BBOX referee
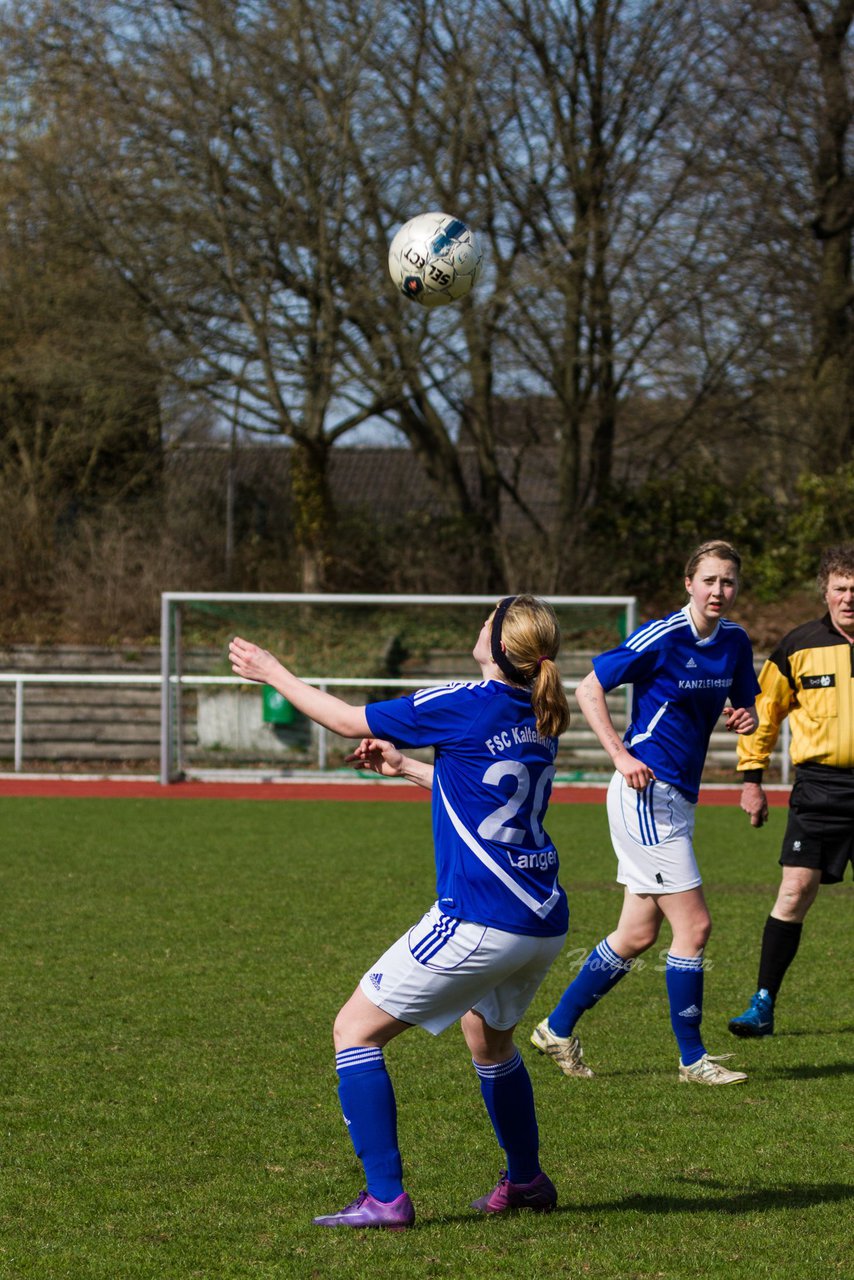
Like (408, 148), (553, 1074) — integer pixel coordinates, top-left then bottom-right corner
(729, 544), (854, 1037)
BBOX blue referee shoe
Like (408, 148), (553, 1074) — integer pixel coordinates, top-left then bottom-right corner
(728, 989), (774, 1038)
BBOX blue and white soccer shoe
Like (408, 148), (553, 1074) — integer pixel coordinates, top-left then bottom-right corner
(728, 989), (774, 1038)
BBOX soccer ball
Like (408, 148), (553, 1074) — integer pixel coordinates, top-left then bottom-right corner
(388, 211), (482, 308)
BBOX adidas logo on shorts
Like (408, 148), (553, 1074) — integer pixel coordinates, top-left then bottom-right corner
(369, 972), (383, 990)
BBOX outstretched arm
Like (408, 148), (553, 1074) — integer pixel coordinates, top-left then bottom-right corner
(347, 738), (434, 791)
(576, 669), (655, 791)
(229, 637), (370, 739)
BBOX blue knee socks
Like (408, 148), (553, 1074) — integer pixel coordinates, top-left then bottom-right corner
(473, 1049), (540, 1185)
(335, 1046), (404, 1202)
(665, 953), (705, 1065)
(548, 938), (633, 1037)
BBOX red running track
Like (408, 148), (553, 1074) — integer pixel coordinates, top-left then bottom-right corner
(0, 777), (791, 805)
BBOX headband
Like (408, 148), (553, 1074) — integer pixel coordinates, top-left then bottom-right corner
(490, 596), (530, 686)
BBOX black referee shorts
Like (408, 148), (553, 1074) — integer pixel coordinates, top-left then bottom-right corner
(780, 764), (854, 884)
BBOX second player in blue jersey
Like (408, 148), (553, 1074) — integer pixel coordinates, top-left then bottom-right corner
(530, 541), (761, 1086)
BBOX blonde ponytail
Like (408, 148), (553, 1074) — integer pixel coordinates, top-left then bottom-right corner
(497, 596), (570, 738)
(530, 656), (571, 739)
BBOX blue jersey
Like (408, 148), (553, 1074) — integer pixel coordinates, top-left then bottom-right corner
(593, 606), (760, 804)
(365, 680), (568, 937)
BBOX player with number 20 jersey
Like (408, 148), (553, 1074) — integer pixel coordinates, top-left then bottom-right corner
(366, 679), (568, 937)
(228, 596), (572, 1227)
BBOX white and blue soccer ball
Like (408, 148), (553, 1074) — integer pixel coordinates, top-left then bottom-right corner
(388, 211), (483, 308)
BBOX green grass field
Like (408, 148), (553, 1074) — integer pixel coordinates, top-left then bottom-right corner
(0, 797), (850, 1279)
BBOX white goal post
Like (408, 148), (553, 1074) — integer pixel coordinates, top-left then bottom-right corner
(159, 591), (638, 784)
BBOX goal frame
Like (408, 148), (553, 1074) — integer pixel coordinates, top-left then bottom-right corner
(159, 591), (638, 784)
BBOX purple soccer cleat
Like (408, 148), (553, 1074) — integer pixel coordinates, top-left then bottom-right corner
(312, 1189), (415, 1230)
(471, 1170), (557, 1214)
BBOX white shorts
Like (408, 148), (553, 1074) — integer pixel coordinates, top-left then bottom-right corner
(359, 902), (566, 1036)
(607, 771), (701, 895)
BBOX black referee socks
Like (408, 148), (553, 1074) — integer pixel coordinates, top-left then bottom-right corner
(757, 915), (804, 1000)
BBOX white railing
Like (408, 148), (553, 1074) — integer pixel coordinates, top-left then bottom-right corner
(1, 672), (585, 777)
(0, 671), (790, 785)
(0, 673), (164, 774)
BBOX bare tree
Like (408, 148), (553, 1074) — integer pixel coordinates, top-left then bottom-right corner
(0, 123), (163, 604)
(694, 0), (853, 476)
(5, 0), (417, 589)
(351, 0), (530, 590)
(791, 0), (853, 463)
(466, 1), (742, 584)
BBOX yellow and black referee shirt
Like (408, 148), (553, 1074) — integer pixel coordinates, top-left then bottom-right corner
(737, 614), (854, 775)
